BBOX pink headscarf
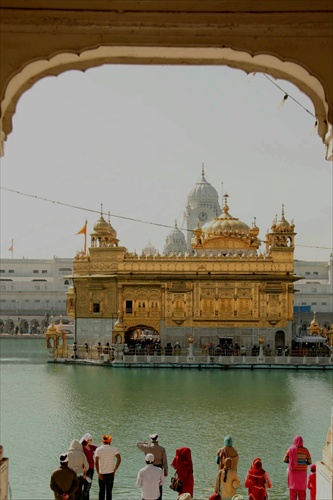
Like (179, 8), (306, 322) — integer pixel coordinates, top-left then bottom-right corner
(289, 435), (303, 469)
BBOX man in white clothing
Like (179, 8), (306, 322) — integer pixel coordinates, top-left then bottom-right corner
(136, 453), (166, 500)
(95, 434), (121, 500)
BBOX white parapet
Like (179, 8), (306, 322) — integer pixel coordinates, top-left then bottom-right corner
(316, 400), (333, 500)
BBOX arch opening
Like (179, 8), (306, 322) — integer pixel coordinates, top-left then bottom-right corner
(1, 46), (332, 159)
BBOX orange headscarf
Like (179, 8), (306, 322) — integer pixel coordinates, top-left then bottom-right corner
(102, 434), (112, 444)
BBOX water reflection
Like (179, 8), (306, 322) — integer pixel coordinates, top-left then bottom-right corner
(1, 339), (331, 499)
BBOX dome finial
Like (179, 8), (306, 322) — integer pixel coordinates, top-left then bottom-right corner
(223, 192), (230, 213)
(281, 204), (285, 220)
(201, 162), (205, 176)
(108, 211), (111, 223)
(100, 203), (103, 217)
(175, 219), (178, 229)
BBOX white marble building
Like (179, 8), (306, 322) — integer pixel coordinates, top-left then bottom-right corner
(0, 257), (73, 332)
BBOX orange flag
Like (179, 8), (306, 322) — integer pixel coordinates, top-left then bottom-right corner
(8, 239), (13, 253)
(76, 221), (87, 235)
(76, 221), (87, 254)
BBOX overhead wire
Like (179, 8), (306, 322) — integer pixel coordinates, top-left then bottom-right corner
(1, 73), (329, 252)
(1, 186), (331, 251)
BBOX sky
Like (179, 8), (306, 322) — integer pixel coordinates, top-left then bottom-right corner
(0, 65), (332, 262)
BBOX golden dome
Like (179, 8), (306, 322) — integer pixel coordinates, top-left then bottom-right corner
(107, 219), (117, 238)
(92, 207), (117, 238)
(250, 217), (260, 237)
(90, 205), (119, 248)
(192, 194), (260, 253)
(93, 215), (109, 233)
(272, 205), (295, 233)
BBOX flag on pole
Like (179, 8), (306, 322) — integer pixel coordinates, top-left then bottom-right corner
(76, 222), (87, 235)
(8, 239), (13, 256)
(76, 221), (87, 254)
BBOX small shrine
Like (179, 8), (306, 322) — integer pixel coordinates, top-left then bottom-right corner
(45, 316), (68, 358)
(308, 312), (333, 345)
(309, 312), (321, 336)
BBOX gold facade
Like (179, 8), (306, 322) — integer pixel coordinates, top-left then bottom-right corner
(68, 203), (299, 349)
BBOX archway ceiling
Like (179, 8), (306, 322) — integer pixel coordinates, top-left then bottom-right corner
(1, 0), (332, 159)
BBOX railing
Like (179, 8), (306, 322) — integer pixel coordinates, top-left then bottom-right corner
(57, 345), (332, 367)
(119, 354), (332, 366)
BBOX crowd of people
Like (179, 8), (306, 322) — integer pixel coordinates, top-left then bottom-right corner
(50, 432), (315, 500)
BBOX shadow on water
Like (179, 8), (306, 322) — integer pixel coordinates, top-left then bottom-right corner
(1, 339), (332, 499)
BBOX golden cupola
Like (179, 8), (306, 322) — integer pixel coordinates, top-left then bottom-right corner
(265, 205), (296, 253)
(90, 205), (119, 248)
(191, 193), (260, 254)
(309, 312), (321, 336)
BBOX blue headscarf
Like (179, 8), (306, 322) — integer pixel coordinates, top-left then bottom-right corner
(224, 435), (233, 447)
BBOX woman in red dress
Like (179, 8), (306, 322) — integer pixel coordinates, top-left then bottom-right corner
(245, 457), (272, 500)
(171, 447), (194, 497)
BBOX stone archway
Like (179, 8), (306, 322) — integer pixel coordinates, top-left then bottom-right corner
(275, 330), (286, 348)
(125, 324), (160, 353)
(1, 46), (332, 159)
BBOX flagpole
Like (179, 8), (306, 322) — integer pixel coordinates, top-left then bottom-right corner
(84, 220), (87, 254)
(76, 220), (87, 254)
(9, 239), (13, 258)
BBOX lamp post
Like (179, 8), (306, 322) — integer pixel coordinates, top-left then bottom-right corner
(188, 335), (194, 362)
(258, 336), (265, 362)
(73, 279), (77, 344)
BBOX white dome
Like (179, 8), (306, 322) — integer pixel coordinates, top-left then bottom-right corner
(187, 164), (221, 212)
(163, 222), (187, 255)
(142, 241), (157, 256)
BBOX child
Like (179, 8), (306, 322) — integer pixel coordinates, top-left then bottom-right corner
(307, 464), (316, 500)
(215, 457), (241, 499)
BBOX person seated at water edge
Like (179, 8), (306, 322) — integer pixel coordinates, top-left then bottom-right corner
(95, 434), (121, 500)
(307, 464), (316, 500)
(80, 433), (98, 500)
(66, 439), (89, 500)
(283, 435), (312, 500)
(244, 458), (272, 500)
(171, 447), (194, 497)
(215, 457), (240, 499)
(50, 453), (79, 500)
(216, 436), (239, 471)
(136, 453), (166, 500)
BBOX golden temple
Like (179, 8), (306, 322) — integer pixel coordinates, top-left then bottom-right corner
(66, 181), (299, 351)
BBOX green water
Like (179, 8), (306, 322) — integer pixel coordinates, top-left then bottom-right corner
(1, 338), (332, 500)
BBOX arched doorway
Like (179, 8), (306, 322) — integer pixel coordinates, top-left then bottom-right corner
(125, 325), (160, 354)
(5, 319), (14, 334)
(20, 319), (29, 334)
(275, 330), (286, 350)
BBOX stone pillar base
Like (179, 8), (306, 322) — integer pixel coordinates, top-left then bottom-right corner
(316, 460), (333, 500)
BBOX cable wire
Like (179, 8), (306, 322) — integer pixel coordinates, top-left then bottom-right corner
(1, 186), (331, 251)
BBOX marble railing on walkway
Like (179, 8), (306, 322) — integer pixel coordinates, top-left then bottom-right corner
(51, 345), (333, 367)
(116, 354), (332, 366)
